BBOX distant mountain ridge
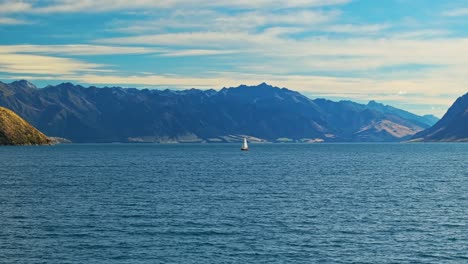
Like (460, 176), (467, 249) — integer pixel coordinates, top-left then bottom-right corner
(0, 80), (438, 143)
(412, 92), (468, 142)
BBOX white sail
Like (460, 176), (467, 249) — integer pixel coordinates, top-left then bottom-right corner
(242, 138), (248, 149)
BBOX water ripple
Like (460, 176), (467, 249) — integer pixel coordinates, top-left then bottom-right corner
(0, 143), (467, 263)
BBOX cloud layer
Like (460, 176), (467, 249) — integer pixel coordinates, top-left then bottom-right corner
(0, 0), (467, 116)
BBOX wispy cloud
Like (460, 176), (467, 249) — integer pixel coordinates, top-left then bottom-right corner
(442, 8), (468, 17)
(393, 29), (451, 39)
(0, 44), (160, 55)
(0, 1), (31, 13)
(0, 53), (106, 75)
(0, 17), (30, 25)
(108, 9), (340, 34)
(159, 49), (237, 57)
(96, 30), (468, 71)
(97, 31), (266, 48)
(1, 0), (466, 116)
(324, 24), (390, 34)
(0, 44), (160, 76)
(0, 0), (351, 14)
(214, 10), (340, 30)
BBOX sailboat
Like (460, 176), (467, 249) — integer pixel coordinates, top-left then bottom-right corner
(241, 137), (249, 151)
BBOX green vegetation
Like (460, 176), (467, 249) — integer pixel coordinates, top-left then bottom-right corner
(0, 107), (50, 146)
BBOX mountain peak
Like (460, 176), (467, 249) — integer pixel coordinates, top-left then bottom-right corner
(368, 100), (384, 107)
(10, 80), (37, 89)
(256, 82), (282, 90)
(234, 82), (275, 89)
(58, 82), (76, 87)
(55, 82), (86, 90)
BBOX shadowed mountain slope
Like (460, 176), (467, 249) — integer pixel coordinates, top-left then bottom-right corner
(0, 80), (437, 143)
(412, 93), (468, 142)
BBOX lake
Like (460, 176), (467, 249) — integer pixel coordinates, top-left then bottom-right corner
(1, 143), (467, 263)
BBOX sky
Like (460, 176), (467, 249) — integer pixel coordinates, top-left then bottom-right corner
(1, 0), (468, 116)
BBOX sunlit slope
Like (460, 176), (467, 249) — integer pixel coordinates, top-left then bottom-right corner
(0, 107), (50, 145)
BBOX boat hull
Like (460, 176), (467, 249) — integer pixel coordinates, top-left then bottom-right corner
(241, 148), (249, 151)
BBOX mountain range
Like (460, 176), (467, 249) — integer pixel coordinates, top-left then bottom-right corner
(0, 80), (440, 143)
(411, 93), (468, 142)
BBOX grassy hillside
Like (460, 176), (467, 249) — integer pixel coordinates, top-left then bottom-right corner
(0, 107), (51, 145)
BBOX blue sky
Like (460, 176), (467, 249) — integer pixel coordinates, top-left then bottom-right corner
(1, 0), (468, 116)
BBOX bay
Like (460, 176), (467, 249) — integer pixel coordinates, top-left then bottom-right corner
(0, 143), (467, 263)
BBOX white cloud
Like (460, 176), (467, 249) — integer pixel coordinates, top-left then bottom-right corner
(324, 24), (390, 34)
(108, 9), (340, 34)
(0, 17), (29, 25)
(0, 0), (351, 14)
(159, 49), (237, 57)
(397, 90), (407, 95)
(0, 53), (106, 75)
(97, 31), (261, 48)
(214, 10), (340, 30)
(0, 0), (465, 116)
(0, 44), (160, 55)
(0, 1), (31, 13)
(393, 29), (450, 39)
(198, 0), (352, 9)
(442, 8), (468, 17)
(0, 44), (162, 76)
(96, 30), (468, 71)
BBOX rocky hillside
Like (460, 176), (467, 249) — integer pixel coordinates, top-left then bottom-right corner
(0, 106), (51, 145)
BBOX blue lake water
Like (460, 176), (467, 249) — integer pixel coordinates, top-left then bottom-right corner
(0, 143), (467, 263)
